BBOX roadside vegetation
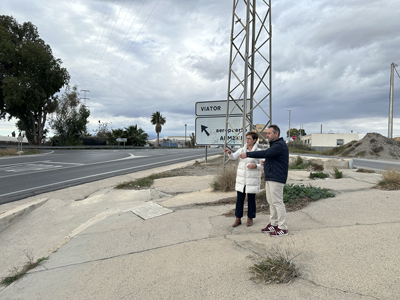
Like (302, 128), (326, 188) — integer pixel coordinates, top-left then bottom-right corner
(0, 251), (49, 287)
(115, 171), (185, 190)
(309, 172), (329, 179)
(0, 148), (42, 156)
(373, 168), (400, 190)
(210, 165), (336, 214)
(250, 242), (300, 284)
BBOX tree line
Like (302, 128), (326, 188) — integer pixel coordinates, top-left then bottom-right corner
(1, 16), (175, 147)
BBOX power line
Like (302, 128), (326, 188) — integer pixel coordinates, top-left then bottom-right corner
(110, 0), (160, 79)
(82, 0), (114, 88)
(394, 63), (400, 79)
(91, 0), (147, 92)
(89, 0), (127, 87)
(86, 0), (117, 88)
(94, 0), (159, 95)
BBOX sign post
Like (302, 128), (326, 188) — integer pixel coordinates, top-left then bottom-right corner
(17, 136), (23, 152)
(116, 138), (127, 146)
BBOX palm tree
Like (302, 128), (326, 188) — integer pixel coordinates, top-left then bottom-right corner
(150, 111), (166, 147)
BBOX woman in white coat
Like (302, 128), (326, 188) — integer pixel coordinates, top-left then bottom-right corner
(223, 131), (262, 227)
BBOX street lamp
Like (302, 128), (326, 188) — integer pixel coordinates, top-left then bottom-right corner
(287, 109), (291, 145)
(184, 124), (187, 148)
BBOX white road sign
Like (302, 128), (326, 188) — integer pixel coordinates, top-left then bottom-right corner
(195, 99), (251, 116)
(195, 116), (248, 145)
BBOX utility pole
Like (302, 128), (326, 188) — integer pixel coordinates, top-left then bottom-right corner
(287, 109), (291, 145)
(81, 89), (90, 107)
(185, 124), (187, 148)
(388, 63), (397, 139)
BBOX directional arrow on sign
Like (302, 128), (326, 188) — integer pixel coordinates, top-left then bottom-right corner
(201, 125), (210, 136)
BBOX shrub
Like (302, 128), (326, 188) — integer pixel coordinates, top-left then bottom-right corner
(333, 167), (343, 179)
(290, 156), (312, 170)
(211, 166), (237, 192)
(250, 243), (300, 284)
(283, 184), (335, 202)
(309, 172), (329, 179)
(311, 163), (324, 171)
(374, 168), (400, 190)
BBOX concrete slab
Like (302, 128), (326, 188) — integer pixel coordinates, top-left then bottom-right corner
(0, 198), (48, 232)
(1, 158), (400, 299)
(130, 201), (173, 220)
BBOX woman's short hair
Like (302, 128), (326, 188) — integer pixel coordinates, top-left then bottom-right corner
(246, 131), (258, 141)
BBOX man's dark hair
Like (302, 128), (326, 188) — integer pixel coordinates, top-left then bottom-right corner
(246, 131), (258, 141)
(268, 125), (280, 136)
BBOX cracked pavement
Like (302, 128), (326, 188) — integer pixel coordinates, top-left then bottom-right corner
(1, 158), (400, 299)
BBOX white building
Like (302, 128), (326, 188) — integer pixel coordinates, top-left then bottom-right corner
(300, 133), (362, 151)
(0, 135), (29, 143)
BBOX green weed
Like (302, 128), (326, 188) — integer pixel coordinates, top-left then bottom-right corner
(283, 184), (335, 203)
(0, 251), (49, 287)
(333, 167), (343, 179)
(309, 172), (329, 179)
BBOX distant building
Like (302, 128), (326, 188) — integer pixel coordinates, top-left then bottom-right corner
(254, 124), (268, 141)
(148, 136), (187, 147)
(0, 135), (29, 144)
(300, 133), (362, 151)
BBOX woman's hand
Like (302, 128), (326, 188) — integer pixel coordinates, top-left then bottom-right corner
(222, 148), (231, 154)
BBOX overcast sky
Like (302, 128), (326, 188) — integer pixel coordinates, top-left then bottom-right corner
(1, 0), (400, 140)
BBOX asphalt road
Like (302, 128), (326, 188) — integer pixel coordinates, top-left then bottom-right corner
(0, 148), (221, 204)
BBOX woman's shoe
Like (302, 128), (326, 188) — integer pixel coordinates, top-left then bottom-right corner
(232, 218), (242, 227)
(246, 218), (253, 227)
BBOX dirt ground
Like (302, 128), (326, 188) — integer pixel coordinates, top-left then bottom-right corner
(170, 155), (314, 216)
(341, 132), (400, 160)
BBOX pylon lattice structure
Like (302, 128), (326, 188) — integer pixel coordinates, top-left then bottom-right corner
(224, 0), (272, 150)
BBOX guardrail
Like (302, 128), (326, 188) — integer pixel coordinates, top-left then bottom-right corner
(0, 144), (151, 150)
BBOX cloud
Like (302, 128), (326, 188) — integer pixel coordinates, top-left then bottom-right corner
(1, 0), (400, 139)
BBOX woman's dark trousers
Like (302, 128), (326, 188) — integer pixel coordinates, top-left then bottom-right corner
(235, 186), (256, 219)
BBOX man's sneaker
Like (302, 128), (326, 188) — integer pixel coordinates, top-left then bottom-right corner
(270, 228), (289, 237)
(261, 223), (278, 233)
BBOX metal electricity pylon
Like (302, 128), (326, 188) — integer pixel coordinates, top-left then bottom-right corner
(388, 62), (398, 139)
(81, 89), (90, 107)
(224, 0), (272, 150)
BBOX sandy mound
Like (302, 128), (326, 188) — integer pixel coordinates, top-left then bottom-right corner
(341, 132), (400, 160)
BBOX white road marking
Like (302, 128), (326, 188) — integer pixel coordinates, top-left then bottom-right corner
(0, 154), (207, 197)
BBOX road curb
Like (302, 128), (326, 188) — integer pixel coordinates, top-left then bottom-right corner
(0, 198), (48, 232)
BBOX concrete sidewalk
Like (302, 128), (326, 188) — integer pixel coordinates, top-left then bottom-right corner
(1, 158), (399, 299)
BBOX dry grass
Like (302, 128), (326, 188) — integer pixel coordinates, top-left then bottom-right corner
(0, 148), (42, 156)
(211, 165), (237, 192)
(250, 241), (300, 284)
(356, 168), (375, 173)
(0, 250), (49, 287)
(0, 148), (17, 156)
(374, 168), (400, 190)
